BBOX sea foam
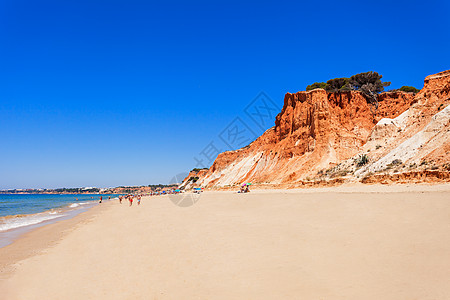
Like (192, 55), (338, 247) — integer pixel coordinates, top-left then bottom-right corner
(0, 213), (64, 232)
(69, 202), (90, 208)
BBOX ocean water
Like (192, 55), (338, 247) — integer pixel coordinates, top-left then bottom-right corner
(0, 194), (119, 246)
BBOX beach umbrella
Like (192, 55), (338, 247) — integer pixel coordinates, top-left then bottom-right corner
(246, 183), (252, 186)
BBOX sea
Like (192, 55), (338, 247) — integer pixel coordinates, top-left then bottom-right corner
(0, 194), (120, 248)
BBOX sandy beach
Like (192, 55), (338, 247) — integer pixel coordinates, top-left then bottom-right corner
(1, 185), (450, 299)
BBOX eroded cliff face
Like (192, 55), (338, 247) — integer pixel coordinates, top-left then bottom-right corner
(195, 70), (449, 188)
(179, 169), (208, 189)
(353, 70), (450, 180)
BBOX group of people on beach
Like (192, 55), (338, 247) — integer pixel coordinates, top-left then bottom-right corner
(118, 194), (141, 206)
(239, 184), (250, 193)
(98, 196), (112, 203)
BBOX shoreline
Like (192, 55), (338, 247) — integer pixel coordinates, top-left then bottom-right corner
(0, 200), (115, 280)
(0, 203), (96, 249)
(0, 194), (121, 248)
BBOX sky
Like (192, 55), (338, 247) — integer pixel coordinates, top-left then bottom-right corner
(0, 0), (449, 189)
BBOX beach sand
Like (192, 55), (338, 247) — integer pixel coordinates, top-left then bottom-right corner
(1, 185), (450, 299)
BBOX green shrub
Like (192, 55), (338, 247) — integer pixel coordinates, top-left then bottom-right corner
(326, 77), (350, 92)
(390, 159), (402, 166)
(399, 86), (420, 93)
(306, 82), (327, 91)
(191, 168), (208, 172)
(356, 154), (369, 167)
(188, 176), (199, 183)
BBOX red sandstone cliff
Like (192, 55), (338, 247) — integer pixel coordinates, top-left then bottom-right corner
(194, 70), (450, 188)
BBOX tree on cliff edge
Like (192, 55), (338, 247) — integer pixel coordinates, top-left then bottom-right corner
(326, 77), (350, 92)
(349, 71), (391, 109)
(306, 82), (327, 91)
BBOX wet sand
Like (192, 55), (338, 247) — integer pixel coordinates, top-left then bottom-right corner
(1, 185), (450, 299)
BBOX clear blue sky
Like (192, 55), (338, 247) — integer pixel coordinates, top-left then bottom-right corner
(1, 0), (449, 189)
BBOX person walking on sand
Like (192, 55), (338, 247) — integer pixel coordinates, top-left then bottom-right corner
(129, 196), (133, 206)
(99, 196), (103, 203)
(119, 195), (122, 204)
(137, 196), (141, 205)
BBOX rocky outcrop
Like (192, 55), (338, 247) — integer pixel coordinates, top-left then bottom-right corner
(361, 170), (450, 184)
(354, 70), (450, 179)
(194, 70), (449, 188)
(179, 169), (208, 189)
